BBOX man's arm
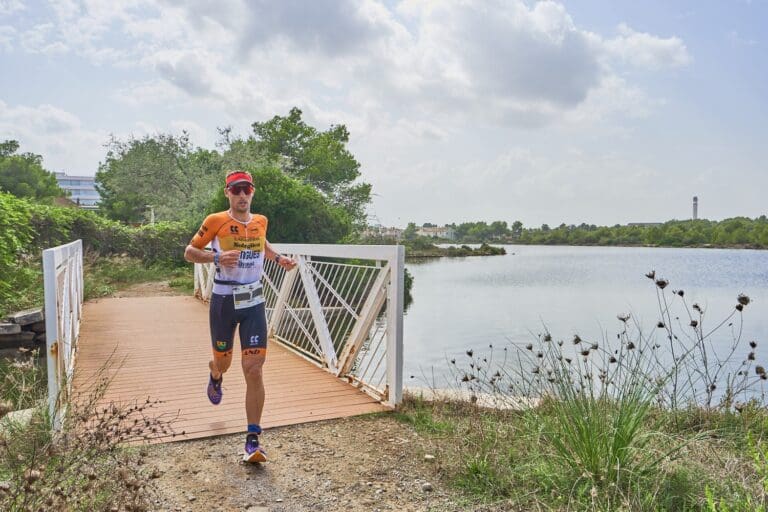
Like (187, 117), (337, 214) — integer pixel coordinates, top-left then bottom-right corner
(265, 240), (297, 271)
(184, 244), (214, 264)
(184, 245), (241, 267)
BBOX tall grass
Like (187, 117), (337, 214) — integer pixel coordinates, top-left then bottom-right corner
(402, 271), (768, 509)
(0, 355), (179, 511)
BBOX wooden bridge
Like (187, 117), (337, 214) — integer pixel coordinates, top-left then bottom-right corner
(45, 241), (405, 442)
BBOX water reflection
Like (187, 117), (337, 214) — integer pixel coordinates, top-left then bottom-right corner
(404, 245), (768, 387)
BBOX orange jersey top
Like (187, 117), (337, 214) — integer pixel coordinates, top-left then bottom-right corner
(190, 211), (268, 295)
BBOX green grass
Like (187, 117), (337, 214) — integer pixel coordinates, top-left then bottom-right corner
(0, 354), (47, 410)
(396, 394), (768, 511)
(83, 256), (192, 299)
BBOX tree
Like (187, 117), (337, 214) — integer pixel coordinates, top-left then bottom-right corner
(251, 108), (371, 227)
(402, 222), (418, 241)
(96, 133), (222, 223)
(207, 166), (351, 243)
(0, 140), (63, 202)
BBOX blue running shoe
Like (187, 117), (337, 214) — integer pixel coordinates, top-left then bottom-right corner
(243, 433), (267, 463)
(207, 374), (222, 405)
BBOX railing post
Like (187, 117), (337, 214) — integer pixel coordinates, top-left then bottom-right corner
(385, 245), (405, 406)
(43, 239), (83, 430)
(43, 248), (60, 429)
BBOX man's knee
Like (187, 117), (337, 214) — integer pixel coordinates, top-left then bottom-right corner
(242, 348), (266, 379)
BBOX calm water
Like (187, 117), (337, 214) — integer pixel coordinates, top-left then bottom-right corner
(403, 245), (768, 384)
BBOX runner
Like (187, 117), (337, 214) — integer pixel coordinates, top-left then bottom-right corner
(184, 170), (297, 463)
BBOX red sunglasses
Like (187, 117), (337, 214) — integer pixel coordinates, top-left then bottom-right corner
(228, 184), (253, 195)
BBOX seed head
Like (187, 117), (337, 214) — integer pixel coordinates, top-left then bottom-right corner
(709, 384), (717, 392)
(573, 335), (582, 345)
(627, 342), (636, 350)
(657, 321), (665, 328)
(645, 270), (656, 280)
(544, 334), (552, 342)
(693, 303), (701, 312)
(655, 279), (669, 290)
(750, 341), (757, 349)
(609, 356), (617, 364)
(537, 352), (544, 359)
(557, 340), (563, 346)
(461, 374), (470, 382)
(466, 349), (473, 357)
(748, 352), (756, 361)
(591, 343), (598, 350)
(755, 366), (765, 376)
(526, 343), (533, 351)
(617, 313), (630, 323)
(532, 367), (540, 374)
(736, 304), (744, 312)
(737, 294), (750, 306)
(580, 349), (590, 357)
(677, 290), (685, 297)
(690, 320), (698, 328)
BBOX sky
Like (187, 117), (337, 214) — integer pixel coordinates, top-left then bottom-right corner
(0, 0), (766, 228)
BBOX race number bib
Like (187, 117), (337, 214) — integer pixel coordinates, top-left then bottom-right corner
(232, 282), (265, 310)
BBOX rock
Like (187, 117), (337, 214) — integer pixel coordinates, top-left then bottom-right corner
(424, 454), (436, 462)
(275, 498), (284, 503)
(0, 480), (11, 493)
(421, 482), (434, 492)
(29, 321), (46, 333)
(7, 309), (43, 326)
(0, 331), (36, 346)
(0, 323), (21, 335)
(186, 494), (196, 502)
(246, 507), (269, 512)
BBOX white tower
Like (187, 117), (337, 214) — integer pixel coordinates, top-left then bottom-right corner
(693, 196), (698, 220)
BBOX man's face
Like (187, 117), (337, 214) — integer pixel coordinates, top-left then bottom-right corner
(225, 182), (254, 214)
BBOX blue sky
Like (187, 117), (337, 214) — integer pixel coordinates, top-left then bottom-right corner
(0, 0), (765, 227)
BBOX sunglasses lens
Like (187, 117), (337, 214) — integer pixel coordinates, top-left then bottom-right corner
(229, 185), (253, 195)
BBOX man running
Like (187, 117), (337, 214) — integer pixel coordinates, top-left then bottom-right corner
(184, 170), (297, 463)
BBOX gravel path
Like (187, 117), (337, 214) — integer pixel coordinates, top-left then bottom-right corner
(142, 415), (476, 512)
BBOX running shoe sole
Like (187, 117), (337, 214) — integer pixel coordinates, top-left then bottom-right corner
(243, 449), (267, 463)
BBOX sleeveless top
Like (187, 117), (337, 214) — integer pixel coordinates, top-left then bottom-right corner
(190, 211), (268, 295)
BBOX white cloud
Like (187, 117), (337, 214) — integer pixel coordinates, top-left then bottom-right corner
(0, 100), (107, 173)
(604, 24), (691, 70)
(0, 0), (25, 17)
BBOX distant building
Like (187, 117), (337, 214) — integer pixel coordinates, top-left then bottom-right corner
(416, 225), (456, 240)
(693, 196), (698, 220)
(627, 222), (663, 227)
(362, 225), (403, 241)
(55, 172), (100, 209)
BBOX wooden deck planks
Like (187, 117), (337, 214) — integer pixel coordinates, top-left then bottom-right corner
(71, 296), (388, 443)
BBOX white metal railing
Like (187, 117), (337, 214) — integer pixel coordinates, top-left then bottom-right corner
(42, 239), (84, 429)
(194, 244), (405, 405)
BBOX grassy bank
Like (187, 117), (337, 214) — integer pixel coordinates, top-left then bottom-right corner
(396, 272), (768, 510)
(406, 242), (506, 259)
(396, 395), (767, 510)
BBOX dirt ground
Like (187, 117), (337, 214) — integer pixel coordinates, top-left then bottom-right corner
(140, 414), (484, 512)
(116, 282), (491, 512)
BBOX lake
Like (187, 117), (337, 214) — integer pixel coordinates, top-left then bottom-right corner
(403, 245), (768, 386)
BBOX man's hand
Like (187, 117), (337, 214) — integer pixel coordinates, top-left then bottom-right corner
(277, 255), (298, 271)
(219, 250), (241, 267)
